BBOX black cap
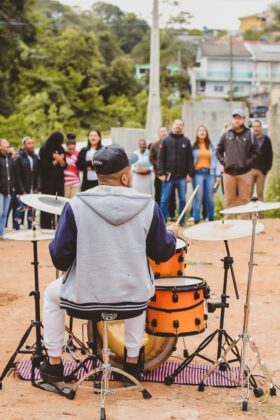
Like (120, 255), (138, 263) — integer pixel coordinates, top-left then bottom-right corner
(92, 144), (138, 175)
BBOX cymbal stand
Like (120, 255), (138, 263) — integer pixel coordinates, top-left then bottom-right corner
(165, 240), (242, 386)
(197, 215), (277, 411)
(0, 224), (46, 389)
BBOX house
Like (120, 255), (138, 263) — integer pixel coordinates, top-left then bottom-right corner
(192, 40), (280, 99)
(239, 13), (268, 31)
(193, 41), (253, 98)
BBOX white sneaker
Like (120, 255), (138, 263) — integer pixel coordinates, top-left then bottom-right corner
(188, 217), (194, 222)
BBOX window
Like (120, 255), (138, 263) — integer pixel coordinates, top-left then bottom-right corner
(214, 85), (224, 92)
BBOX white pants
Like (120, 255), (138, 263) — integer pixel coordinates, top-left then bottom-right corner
(43, 278), (146, 358)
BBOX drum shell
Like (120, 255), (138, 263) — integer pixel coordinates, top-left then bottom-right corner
(146, 276), (207, 337)
(149, 237), (187, 277)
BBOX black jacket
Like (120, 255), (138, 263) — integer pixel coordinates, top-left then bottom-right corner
(0, 152), (14, 196)
(216, 127), (259, 175)
(252, 135), (273, 175)
(15, 149), (41, 194)
(157, 133), (194, 179)
(39, 144), (66, 196)
(77, 146), (98, 191)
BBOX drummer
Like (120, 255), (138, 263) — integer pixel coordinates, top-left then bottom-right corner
(40, 144), (178, 385)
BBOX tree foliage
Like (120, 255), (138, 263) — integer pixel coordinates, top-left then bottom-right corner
(0, 0), (195, 145)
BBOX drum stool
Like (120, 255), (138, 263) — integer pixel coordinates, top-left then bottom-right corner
(66, 309), (152, 420)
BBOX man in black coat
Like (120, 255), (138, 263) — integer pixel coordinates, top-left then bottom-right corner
(15, 136), (41, 229)
(251, 120), (273, 202)
(157, 119), (194, 226)
(0, 139), (15, 239)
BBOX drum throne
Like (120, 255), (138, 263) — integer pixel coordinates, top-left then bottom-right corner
(66, 309), (152, 420)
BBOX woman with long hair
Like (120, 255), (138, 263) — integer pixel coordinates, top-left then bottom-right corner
(192, 125), (221, 224)
(39, 131), (66, 228)
(77, 129), (102, 191)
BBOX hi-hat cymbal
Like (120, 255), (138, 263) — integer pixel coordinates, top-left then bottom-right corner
(5, 229), (55, 241)
(20, 194), (69, 215)
(183, 220), (264, 241)
(220, 200), (280, 215)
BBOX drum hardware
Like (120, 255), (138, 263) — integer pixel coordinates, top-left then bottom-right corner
(198, 201), (280, 412)
(0, 224), (51, 389)
(164, 220), (265, 387)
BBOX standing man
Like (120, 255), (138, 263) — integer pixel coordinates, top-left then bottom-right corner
(251, 119), (273, 202)
(64, 137), (81, 199)
(0, 139), (15, 239)
(14, 136), (41, 229)
(216, 109), (259, 216)
(149, 127), (176, 220)
(157, 119), (194, 226)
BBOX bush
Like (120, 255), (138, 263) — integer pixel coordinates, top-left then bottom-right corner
(265, 174), (280, 217)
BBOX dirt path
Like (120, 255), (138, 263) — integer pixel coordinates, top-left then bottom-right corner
(0, 219), (280, 419)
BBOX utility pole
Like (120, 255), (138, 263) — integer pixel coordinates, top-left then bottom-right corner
(146, 0), (162, 143)
(229, 34), (233, 102)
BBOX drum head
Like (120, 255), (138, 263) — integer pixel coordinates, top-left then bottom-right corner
(88, 320), (177, 371)
(176, 237), (186, 251)
(154, 276), (205, 290)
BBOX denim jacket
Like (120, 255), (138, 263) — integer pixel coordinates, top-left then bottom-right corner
(192, 144), (221, 177)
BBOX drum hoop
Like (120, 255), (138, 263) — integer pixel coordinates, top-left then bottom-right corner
(148, 299), (203, 313)
(175, 237), (187, 253)
(154, 276), (206, 291)
(145, 327), (206, 338)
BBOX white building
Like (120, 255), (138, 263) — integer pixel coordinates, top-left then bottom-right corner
(193, 41), (280, 99)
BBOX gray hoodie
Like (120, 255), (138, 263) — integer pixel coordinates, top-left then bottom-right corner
(60, 186), (155, 313)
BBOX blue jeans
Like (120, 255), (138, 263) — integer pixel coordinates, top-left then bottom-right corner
(193, 168), (215, 223)
(0, 194), (11, 237)
(160, 177), (187, 225)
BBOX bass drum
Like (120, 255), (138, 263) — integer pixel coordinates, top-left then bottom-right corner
(88, 320), (177, 371)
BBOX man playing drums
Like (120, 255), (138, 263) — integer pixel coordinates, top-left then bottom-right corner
(40, 144), (178, 384)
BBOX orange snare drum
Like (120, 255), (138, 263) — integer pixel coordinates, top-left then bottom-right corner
(146, 276), (210, 337)
(149, 237), (187, 278)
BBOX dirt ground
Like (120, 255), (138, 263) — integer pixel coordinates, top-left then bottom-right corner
(0, 219), (280, 420)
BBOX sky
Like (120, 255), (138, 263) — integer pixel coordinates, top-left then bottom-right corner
(60, 0), (280, 30)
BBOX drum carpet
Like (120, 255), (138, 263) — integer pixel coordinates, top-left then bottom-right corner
(16, 360), (239, 387)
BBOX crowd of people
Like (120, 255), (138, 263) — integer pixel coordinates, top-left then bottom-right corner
(0, 110), (273, 239)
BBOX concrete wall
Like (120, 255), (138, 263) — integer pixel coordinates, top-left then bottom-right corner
(111, 127), (146, 153)
(182, 100), (248, 143)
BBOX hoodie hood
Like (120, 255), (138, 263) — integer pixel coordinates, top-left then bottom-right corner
(77, 185), (152, 226)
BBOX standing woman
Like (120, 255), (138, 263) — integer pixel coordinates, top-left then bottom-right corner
(77, 129), (102, 191)
(39, 131), (66, 229)
(131, 139), (153, 194)
(192, 125), (221, 224)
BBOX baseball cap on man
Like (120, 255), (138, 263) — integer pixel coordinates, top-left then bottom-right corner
(232, 108), (246, 118)
(92, 144), (138, 175)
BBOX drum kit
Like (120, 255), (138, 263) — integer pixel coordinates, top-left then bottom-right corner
(0, 193), (279, 413)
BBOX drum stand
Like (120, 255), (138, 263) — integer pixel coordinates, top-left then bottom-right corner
(0, 228), (46, 389)
(165, 240), (259, 391)
(197, 216), (277, 411)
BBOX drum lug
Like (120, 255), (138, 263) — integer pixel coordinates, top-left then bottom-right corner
(172, 293), (178, 303)
(151, 319), (157, 327)
(178, 255), (184, 263)
(151, 294), (156, 302)
(177, 270), (183, 276)
(204, 286), (211, 300)
(204, 314), (208, 321)
(154, 273), (160, 279)
(194, 291), (200, 300)
(173, 320), (179, 329)
(195, 318), (201, 326)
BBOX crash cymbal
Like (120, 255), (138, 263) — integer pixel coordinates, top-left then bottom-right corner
(20, 194), (69, 215)
(183, 220), (264, 241)
(5, 229), (55, 241)
(220, 200), (280, 215)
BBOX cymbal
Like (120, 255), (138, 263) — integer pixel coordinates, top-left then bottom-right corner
(183, 220), (264, 241)
(5, 229), (55, 241)
(20, 194), (69, 215)
(220, 200), (280, 215)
